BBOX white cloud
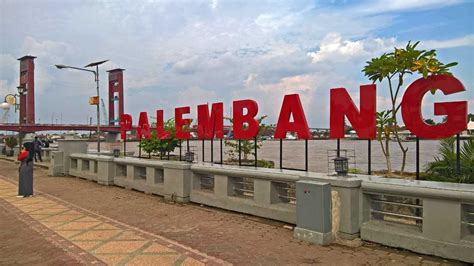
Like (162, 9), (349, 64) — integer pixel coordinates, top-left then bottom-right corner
(178, 86), (218, 108)
(255, 13), (296, 32)
(210, 0), (218, 10)
(359, 0), (464, 14)
(0, 1), (472, 126)
(0, 54), (19, 95)
(21, 37), (71, 60)
(244, 73), (258, 88)
(420, 34), (474, 49)
(307, 33), (397, 63)
(240, 74), (320, 123)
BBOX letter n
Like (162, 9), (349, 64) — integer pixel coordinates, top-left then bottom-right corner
(329, 85), (376, 139)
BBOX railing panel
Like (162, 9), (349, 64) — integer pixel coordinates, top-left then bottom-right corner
(462, 203), (474, 241)
(133, 166), (146, 180)
(367, 193), (423, 228)
(273, 181), (296, 205)
(199, 174), (214, 192)
(153, 168), (164, 184)
(116, 164), (127, 177)
(71, 158), (78, 170)
(230, 176), (254, 199)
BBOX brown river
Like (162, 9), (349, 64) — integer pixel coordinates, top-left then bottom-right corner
(92, 139), (448, 174)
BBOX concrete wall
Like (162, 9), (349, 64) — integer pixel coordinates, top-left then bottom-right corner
(359, 176), (474, 263)
(50, 150), (474, 263)
(190, 163), (297, 224)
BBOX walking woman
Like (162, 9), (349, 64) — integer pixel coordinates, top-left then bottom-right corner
(17, 142), (34, 197)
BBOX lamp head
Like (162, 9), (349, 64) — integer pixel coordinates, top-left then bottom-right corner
(55, 64), (66, 69)
(1, 101), (10, 111)
(333, 156), (349, 176)
(17, 85), (27, 95)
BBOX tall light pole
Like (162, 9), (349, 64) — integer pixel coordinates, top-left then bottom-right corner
(1, 85), (28, 146)
(55, 60), (108, 152)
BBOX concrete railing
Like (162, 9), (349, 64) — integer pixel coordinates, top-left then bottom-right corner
(41, 147), (58, 162)
(190, 163), (298, 224)
(359, 176), (474, 263)
(48, 140), (473, 262)
(112, 157), (166, 196)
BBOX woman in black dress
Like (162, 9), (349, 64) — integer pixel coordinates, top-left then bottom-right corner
(18, 142), (34, 197)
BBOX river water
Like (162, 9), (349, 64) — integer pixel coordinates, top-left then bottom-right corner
(94, 139), (445, 173)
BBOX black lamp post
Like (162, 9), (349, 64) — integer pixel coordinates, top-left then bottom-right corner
(334, 157), (349, 176)
(55, 60), (108, 152)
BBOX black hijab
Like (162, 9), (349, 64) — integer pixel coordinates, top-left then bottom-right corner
(23, 142), (35, 164)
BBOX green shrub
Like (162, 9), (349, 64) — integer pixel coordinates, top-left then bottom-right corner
(5, 137), (18, 149)
(138, 118), (179, 158)
(425, 137), (474, 184)
(257, 159), (274, 168)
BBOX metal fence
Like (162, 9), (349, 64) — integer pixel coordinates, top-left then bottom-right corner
(129, 130), (468, 178)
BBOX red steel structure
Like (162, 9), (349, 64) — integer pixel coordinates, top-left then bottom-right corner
(18, 55), (36, 125)
(0, 123), (120, 133)
(0, 55), (123, 133)
(107, 68), (125, 125)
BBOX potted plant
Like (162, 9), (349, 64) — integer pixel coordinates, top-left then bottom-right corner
(4, 137), (18, 157)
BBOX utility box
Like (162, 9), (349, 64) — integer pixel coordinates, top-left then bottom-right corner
(294, 180), (333, 245)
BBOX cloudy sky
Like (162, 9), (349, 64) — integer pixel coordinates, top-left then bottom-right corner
(1, 0), (473, 127)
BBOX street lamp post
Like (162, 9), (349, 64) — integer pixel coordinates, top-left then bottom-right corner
(1, 85), (28, 146)
(55, 60), (108, 152)
(1, 94), (19, 112)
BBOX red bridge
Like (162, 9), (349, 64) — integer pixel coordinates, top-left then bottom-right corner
(1, 56), (128, 135)
(0, 123), (121, 133)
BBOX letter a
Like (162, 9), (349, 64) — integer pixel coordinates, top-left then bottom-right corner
(136, 112), (151, 140)
(274, 94), (311, 139)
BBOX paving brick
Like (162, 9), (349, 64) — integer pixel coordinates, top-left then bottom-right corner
(0, 161), (466, 265)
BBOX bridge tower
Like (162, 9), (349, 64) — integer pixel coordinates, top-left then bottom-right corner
(107, 68), (125, 125)
(18, 55), (36, 124)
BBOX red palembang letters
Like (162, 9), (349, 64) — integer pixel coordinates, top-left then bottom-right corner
(156, 110), (171, 139)
(175, 106), (191, 140)
(119, 114), (132, 139)
(118, 75), (468, 141)
(233, 99), (260, 139)
(136, 112), (151, 140)
(401, 75), (467, 139)
(274, 94), (311, 139)
(197, 102), (224, 139)
(329, 84), (376, 139)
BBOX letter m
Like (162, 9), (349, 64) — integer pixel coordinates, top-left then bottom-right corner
(197, 102), (224, 139)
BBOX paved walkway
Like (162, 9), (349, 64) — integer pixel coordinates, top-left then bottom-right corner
(0, 177), (224, 265)
(0, 160), (464, 265)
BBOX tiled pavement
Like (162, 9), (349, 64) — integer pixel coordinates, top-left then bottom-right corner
(0, 160), (464, 265)
(0, 177), (227, 265)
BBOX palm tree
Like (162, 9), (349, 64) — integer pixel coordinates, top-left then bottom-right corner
(425, 137), (474, 183)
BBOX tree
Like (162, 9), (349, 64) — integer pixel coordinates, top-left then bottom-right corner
(225, 116), (268, 161)
(5, 136), (18, 149)
(363, 41), (458, 174)
(138, 118), (180, 158)
(376, 110), (394, 173)
(468, 113), (474, 122)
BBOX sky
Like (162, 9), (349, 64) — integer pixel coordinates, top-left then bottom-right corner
(0, 0), (473, 128)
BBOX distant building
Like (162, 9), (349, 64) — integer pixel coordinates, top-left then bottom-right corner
(468, 119), (474, 135)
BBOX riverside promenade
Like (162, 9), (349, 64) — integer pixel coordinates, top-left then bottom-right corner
(0, 160), (463, 265)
